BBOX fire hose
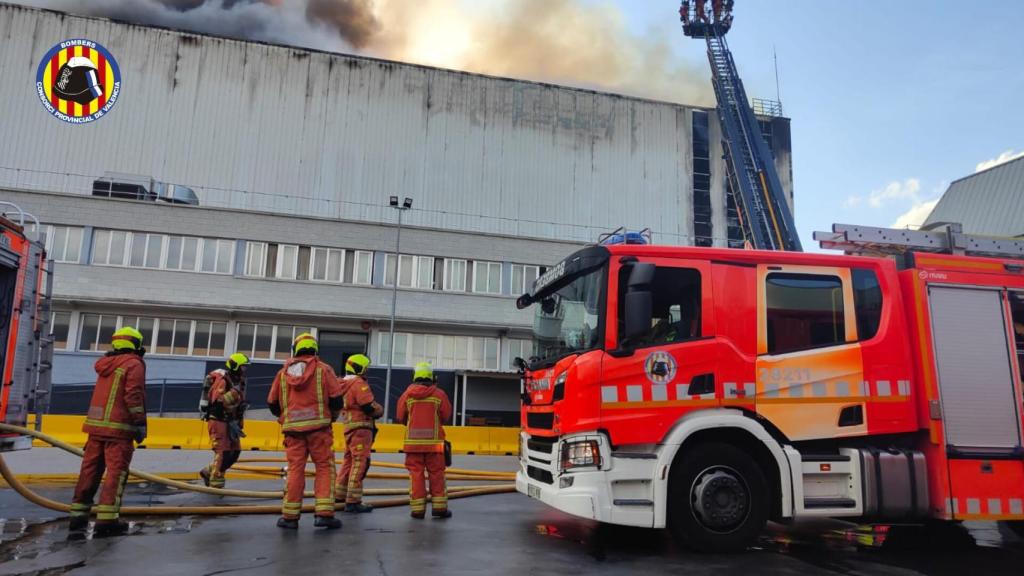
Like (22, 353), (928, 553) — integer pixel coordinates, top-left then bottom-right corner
(0, 423), (516, 516)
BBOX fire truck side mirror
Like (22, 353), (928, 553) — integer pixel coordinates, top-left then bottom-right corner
(623, 263), (655, 342)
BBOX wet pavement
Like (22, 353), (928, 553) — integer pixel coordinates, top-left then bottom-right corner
(1, 451), (1023, 575)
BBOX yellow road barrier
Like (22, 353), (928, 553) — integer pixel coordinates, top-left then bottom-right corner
(26, 415), (521, 455)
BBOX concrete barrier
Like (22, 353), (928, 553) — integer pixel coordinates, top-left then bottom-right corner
(28, 415), (520, 455)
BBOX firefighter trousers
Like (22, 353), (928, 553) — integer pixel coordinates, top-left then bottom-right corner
(282, 428), (336, 520)
(336, 428), (373, 504)
(206, 420), (241, 488)
(405, 452), (447, 516)
(70, 436), (135, 524)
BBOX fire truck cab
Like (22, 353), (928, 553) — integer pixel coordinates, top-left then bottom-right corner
(0, 203), (52, 452)
(516, 224), (1024, 551)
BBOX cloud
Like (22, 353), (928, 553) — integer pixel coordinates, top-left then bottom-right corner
(892, 199), (939, 230)
(845, 178), (922, 210)
(976, 149), (1024, 172)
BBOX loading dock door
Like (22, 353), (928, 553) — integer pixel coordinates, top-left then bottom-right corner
(929, 286), (1022, 451)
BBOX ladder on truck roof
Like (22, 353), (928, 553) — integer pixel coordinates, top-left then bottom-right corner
(680, 1), (801, 252)
(814, 223), (1024, 260)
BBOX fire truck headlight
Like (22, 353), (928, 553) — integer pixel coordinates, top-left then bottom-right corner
(553, 372), (567, 402)
(561, 439), (601, 470)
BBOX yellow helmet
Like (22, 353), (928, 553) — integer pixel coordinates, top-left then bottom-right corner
(111, 326), (144, 351)
(226, 352), (250, 371)
(345, 353), (371, 375)
(413, 361), (434, 382)
(292, 332), (318, 356)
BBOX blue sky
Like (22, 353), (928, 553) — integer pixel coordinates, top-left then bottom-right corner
(618, 0), (1024, 249)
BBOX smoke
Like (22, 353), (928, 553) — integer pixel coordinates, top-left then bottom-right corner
(19, 0), (712, 105)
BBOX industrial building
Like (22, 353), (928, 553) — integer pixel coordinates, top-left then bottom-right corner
(924, 155), (1024, 237)
(0, 3), (793, 426)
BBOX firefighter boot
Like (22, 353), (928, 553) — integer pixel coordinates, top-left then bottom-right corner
(344, 503), (374, 514)
(276, 517), (299, 530)
(199, 467), (211, 487)
(93, 521), (129, 537)
(68, 516), (89, 532)
(314, 516), (342, 530)
(432, 509), (453, 519)
(411, 511), (426, 519)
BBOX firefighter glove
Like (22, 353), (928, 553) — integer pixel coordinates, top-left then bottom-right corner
(134, 425), (148, 444)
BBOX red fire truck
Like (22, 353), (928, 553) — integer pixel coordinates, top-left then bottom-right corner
(516, 223), (1024, 551)
(0, 202), (52, 452)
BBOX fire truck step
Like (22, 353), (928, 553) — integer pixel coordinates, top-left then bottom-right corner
(803, 497), (857, 510)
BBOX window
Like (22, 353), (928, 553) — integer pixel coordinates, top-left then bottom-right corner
(78, 314), (118, 352)
(353, 251), (373, 285)
(440, 336), (469, 369)
(507, 339), (532, 368)
(310, 247), (344, 282)
(385, 254), (434, 289)
(472, 338), (499, 370)
(692, 109), (714, 247)
(766, 273), (846, 355)
(192, 321), (228, 357)
(444, 259), (467, 292)
(237, 323), (312, 360)
(511, 264), (540, 295)
(50, 311), (71, 350)
(275, 244), (299, 279)
(618, 267), (702, 348)
(203, 238), (234, 274)
(473, 261), (502, 294)
(127, 233), (164, 269)
(44, 225), (83, 263)
(91, 230), (129, 266)
(852, 269), (883, 342)
(378, 332), (409, 366)
(244, 242), (267, 277)
(381, 332), (500, 370)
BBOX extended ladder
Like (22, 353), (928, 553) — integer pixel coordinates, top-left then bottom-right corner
(681, 2), (801, 251)
(814, 223), (1024, 259)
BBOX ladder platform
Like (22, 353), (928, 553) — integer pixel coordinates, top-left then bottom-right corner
(814, 223), (1024, 260)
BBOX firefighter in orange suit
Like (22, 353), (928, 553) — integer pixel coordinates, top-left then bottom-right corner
(200, 353), (250, 489)
(336, 353), (383, 513)
(267, 333), (344, 530)
(396, 363), (453, 519)
(68, 327), (148, 536)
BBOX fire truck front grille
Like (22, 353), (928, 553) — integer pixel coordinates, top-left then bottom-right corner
(527, 437), (556, 454)
(527, 412), (555, 430)
(527, 465), (554, 485)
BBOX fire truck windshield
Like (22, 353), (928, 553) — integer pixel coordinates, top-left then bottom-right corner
(529, 265), (605, 368)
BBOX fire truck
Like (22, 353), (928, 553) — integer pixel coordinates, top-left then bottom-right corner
(515, 223), (1024, 551)
(0, 202), (53, 452)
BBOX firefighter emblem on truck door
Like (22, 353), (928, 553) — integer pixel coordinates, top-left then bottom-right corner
(644, 351), (677, 384)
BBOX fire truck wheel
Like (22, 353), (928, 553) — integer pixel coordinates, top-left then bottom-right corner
(668, 442), (768, 553)
(1005, 521), (1024, 540)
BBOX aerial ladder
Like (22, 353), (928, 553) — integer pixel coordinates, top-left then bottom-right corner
(680, 1), (801, 251)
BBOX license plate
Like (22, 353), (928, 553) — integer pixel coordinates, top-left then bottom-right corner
(528, 484), (541, 499)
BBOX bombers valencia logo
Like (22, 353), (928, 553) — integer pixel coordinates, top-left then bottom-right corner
(643, 351), (677, 384)
(36, 39), (121, 124)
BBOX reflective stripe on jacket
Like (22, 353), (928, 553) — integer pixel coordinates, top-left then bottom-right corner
(396, 383), (452, 453)
(82, 352), (147, 439)
(268, 356), (343, 434)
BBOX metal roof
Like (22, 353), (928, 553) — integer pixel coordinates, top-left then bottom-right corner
(924, 156), (1024, 237)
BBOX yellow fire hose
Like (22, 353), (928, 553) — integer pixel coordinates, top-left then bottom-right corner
(0, 423), (517, 516)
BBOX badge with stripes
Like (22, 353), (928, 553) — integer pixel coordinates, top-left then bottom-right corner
(35, 39), (121, 124)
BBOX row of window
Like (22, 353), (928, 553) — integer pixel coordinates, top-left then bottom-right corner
(42, 225), (544, 295)
(92, 229), (235, 274)
(626, 266), (883, 356)
(378, 332), (531, 371)
(50, 311), (532, 370)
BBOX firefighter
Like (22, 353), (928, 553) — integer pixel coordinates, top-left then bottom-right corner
(335, 353), (383, 513)
(267, 333), (344, 530)
(396, 363), (453, 519)
(68, 327), (148, 536)
(200, 353), (250, 489)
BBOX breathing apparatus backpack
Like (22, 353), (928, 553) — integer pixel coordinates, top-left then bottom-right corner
(199, 369), (226, 420)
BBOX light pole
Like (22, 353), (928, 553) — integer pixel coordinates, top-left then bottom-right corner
(383, 195), (412, 422)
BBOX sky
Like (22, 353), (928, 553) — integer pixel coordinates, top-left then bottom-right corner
(616, 0), (1024, 249)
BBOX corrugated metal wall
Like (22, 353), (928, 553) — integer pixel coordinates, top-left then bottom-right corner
(0, 5), (709, 245)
